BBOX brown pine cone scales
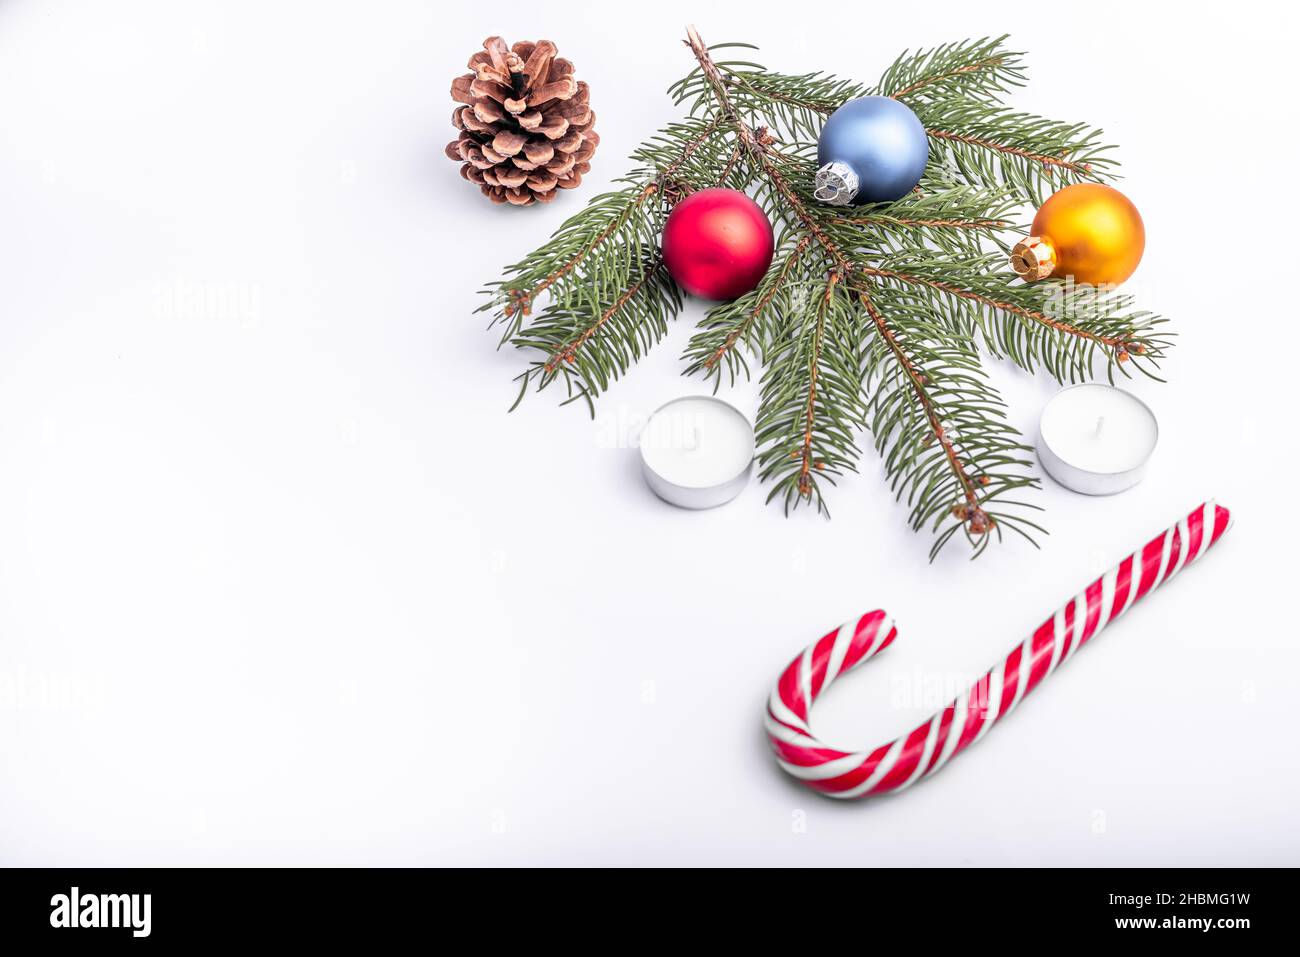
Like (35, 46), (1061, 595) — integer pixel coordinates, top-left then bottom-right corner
(446, 37), (598, 206)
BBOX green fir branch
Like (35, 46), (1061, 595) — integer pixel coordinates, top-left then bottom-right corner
(916, 102), (1115, 204)
(754, 273), (870, 515)
(873, 37), (1027, 103)
(480, 28), (1172, 558)
(858, 254), (1169, 382)
(856, 281), (1044, 560)
(508, 253), (681, 414)
(834, 185), (1019, 255)
(682, 233), (814, 388)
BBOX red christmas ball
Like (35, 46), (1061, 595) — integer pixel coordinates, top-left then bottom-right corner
(661, 188), (774, 300)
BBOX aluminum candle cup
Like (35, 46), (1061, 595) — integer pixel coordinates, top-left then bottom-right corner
(639, 396), (755, 509)
(1037, 384), (1158, 495)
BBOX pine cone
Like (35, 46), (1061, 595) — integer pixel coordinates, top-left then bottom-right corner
(445, 37), (598, 206)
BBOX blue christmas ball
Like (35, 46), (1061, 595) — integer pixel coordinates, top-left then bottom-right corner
(815, 96), (929, 205)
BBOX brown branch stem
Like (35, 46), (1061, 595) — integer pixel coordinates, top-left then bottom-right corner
(859, 265), (1129, 350)
(858, 285), (988, 533)
(544, 259), (663, 372)
(705, 235), (813, 370)
(685, 27), (854, 275)
(797, 272), (838, 495)
(889, 56), (1010, 99)
(723, 74), (836, 114)
(836, 215), (1010, 231)
(924, 128), (1090, 174)
(718, 141), (744, 183)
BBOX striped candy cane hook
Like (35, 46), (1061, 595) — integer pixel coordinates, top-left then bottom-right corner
(766, 501), (1233, 798)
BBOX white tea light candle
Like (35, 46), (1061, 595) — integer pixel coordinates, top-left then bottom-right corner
(639, 396), (755, 509)
(1037, 384), (1158, 495)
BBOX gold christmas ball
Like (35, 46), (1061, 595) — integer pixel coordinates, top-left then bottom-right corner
(1010, 183), (1145, 286)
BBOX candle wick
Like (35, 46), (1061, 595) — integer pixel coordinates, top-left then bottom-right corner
(1094, 415), (1105, 437)
(685, 424), (699, 451)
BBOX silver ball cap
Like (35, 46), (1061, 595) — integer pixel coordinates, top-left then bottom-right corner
(814, 162), (859, 206)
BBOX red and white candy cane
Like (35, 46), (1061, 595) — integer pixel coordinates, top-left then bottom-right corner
(766, 501), (1233, 798)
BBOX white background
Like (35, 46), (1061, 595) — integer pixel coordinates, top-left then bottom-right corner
(1, 0), (1296, 866)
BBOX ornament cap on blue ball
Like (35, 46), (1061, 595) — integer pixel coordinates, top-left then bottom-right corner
(814, 96), (929, 206)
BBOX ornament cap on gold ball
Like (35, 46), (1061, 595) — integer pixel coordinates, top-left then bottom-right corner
(1010, 183), (1145, 287)
(1010, 236), (1056, 281)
